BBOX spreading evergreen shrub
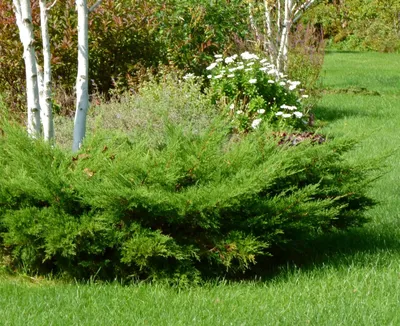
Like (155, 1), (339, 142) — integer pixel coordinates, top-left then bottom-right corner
(0, 109), (379, 282)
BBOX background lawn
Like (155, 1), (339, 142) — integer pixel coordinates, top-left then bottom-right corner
(1, 51), (400, 325)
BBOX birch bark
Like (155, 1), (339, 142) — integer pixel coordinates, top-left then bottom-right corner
(12, 0), (42, 137)
(72, 0), (102, 152)
(39, 0), (55, 142)
(72, 0), (89, 152)
(259, 0), (319, 73)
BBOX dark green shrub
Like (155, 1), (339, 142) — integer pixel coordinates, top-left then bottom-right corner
(0, 109), (378, 282)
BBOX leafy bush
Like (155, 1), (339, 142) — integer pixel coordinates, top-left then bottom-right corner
(54, 72), (219, 150)
(0, 108), (378, 282)
(306, 0), (400, 52)
(204, 52), (310, 132)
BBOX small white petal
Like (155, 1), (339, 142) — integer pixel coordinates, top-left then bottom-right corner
(249, 78), (257, 84)
(293, 111), (303, 118)
(251, 118), (262, 129)
(206, 63), (218, 70)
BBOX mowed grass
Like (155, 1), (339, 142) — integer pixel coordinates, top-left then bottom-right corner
(1, 51), (400, 325)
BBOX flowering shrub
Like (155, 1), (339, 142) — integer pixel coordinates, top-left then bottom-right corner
(202, 52), (310, 132)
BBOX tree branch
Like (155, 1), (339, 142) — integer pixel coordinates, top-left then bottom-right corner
(89, 0), (103, 13)
(293, 0), (317, 23)
(46, 0), (58, 12)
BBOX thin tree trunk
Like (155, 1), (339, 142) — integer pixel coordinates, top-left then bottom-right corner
(264, 0), (276, 61)
(39, 0), (54, 142)
(72, 0), (89, 152)
(13, 0), (41, 137)
(72, 0), (102, 152)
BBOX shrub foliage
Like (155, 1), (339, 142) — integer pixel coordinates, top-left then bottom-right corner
(0, 109), (377, 282)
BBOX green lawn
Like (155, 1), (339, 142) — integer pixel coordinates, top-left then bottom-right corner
(1, 51), (400, 325)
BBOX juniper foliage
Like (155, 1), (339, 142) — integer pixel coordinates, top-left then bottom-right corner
(0, 114), (378, 282)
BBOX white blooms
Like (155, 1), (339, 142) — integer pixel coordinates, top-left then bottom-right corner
(206, 62), (218, 70)
(225, 56), (236, 64)
(288, 80), (301, 90)
(183, 73), (195, 80)
(280, 104), (297, 111)
(293, 111), (303, 118)
(202, 53), (310, 129)
(251, 118), (262, 129)
(240, 51), (259, 60)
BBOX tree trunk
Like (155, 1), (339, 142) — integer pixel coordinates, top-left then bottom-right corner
(13, 0), (41, 137)
(39, 0), (55, 142)
(72, 0), (89, 152)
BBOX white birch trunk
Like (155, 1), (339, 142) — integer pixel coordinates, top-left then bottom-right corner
(13, 0), (42, 137)
(72, 0), (89, 152)
(264, 0), (276, 62)
(72, 0), (102, 152)
(39, 0), (55, 142)
(259, 0), (319, 73)
(276, 0), (290, 72)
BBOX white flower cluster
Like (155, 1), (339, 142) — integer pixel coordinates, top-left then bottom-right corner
(205, 52), (309, 128)
(275, 104), (303, 119)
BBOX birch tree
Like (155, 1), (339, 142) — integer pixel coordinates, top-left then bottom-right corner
(72, 0), (103, 152)
(38, 0), (56, 142)
(12, 0), (42, 137)
(248, 0), (319, 73)
(13, 0), (56, 141)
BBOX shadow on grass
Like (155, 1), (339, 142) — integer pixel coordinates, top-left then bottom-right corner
(313, 104), (363, 122)
(241, 220), (400, 281)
